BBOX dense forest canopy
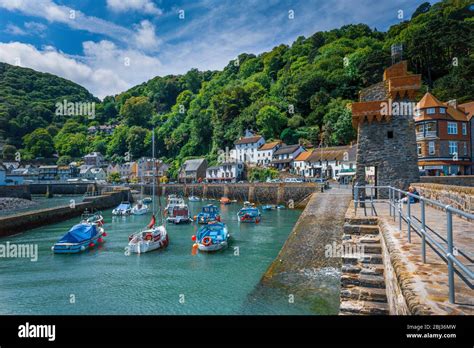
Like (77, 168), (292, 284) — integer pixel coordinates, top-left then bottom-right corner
(1, 0), (472, 176)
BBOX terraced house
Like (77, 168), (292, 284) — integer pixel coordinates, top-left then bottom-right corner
(415, 93), (472, 175)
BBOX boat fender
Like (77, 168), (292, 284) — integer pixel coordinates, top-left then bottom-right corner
(145, 234), (152, 241)
(81, 245), (86, 251)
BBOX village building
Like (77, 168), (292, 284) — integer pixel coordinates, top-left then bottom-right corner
(38, 165), (58, 181)
(118, 162), (137, 181)
(256, 141), (283, 166)
(57, 165), (79, 181)
(270, 144), (305, 171)
(415, 93), (472, 176)
(178, 158), (208, 183)
(293, 150), (313, 176)
(0, 163), (6, 185)
(459, 101), (474, 174)
(206, 162), (245, 183)
(234, 130), (265, 164)
(79, 165), (106, 181)
(84, 152), (104, 167)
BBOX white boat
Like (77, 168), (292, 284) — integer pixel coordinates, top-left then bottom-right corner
(131, 200), (149, 215)
(112, 201), (132, 216)
(127, 129), (169, 254)
(128, 222), (168, 254)
(164, 196), (185, 216)
(166, 204), (192, 224)
(188, 195), (200, 202)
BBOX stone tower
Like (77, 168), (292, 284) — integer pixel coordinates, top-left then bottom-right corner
(351, 60), (421, 196)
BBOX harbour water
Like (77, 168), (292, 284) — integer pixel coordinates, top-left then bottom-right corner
(0, 199), (314, 315)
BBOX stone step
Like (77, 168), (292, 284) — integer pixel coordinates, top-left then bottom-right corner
(345, 217), (378, 226)
(339, 300), (389, 315)
(343, 253), (383, 265)
(341, 273), (386, 289)
(342, 241), (382, 255)
(340, 286), (388, 303)
(343, 223), (379, 235)
(342, 264), (384, 276)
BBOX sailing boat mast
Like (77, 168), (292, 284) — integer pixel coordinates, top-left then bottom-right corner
(152, 128), (156, 217)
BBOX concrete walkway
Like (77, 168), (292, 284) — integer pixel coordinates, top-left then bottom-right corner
(355, 201), (473, 314)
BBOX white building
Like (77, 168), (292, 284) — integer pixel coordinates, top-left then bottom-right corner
(119, 162), (136, 181)
(303, 144), (357, 182)
(293, 151), (313, 176)
(234, 130), (265, 165)
(270, 144), (305, 171)
(206, 162), (245, 183)
(79, 165), (106, 181)
(256, 141), (283, 166)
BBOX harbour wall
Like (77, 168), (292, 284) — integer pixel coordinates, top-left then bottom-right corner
(29, 183), (95, 195)
(0, 189), (131, 237)
(130, 183), (321, 205)
(0, 185), (31, 200)
(414, 183), (474, 214)
(419, 175), (474, 187)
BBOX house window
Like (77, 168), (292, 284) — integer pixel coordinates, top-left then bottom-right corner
(440, 108), (446, 114)
(417, 144), (422, 156)
(427, 108), (436, 114)
(387, 131), (393, 139)
(462, 123), (467, 135)
(463, 142), (467, 156)
(428, 141), (435, 155)
(448, 141), (458, 155)
(447, 122), (458, 135)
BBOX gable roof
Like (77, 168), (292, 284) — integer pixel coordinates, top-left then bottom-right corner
(294, 150), (313, 161)
(273, 144), (301, 155)
(459, 101), (474, 121)
(234, 135), (263, 145)
(307, 144), (357, 162)
(258, 141), (282, 151)
(183, 158), (206, 171)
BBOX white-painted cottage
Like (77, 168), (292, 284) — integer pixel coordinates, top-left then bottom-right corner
(256, 141), (283, 167)
(206, 162), (245, 183)
(234, 130), (265, 165)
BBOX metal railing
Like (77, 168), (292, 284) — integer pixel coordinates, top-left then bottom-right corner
(353, 185), (473, 304)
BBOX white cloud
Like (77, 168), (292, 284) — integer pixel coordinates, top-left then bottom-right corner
(4, 24), (27, 36)
(134, 20), (160, 51)
(106, 0), (162, 15)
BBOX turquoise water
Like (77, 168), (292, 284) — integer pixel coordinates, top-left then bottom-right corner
(0, 199), (307, 315)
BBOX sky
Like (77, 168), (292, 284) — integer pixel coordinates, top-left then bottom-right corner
(0, 0), (436, 99)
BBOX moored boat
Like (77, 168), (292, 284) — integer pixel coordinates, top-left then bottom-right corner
(192, 222), (229, 252)
(112, 201), (132, 216)
(188, 195), (200, 202)
(81, 210), (105, 226)
(128, 215), (169, 254)
(164, 196), (185, 216)
(142, 197), (152, 205)
(52, 223), (105, 254)
(261, 204), (275, 211)
(131, 200), (149, 215)
(166, 204), (192, 224)
(195, 204), (221, 224)
(237, 206), (261, 223)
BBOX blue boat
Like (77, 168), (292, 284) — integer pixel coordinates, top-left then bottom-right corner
(237, 207), (261, 223)
(195, 222), (229, 252)
(52, 223), (104, 254)
(261, 204), (275, 211)
(196, 204), (221, 224)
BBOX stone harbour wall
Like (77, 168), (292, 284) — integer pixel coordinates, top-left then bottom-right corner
(0, 185), (31, 200)
(420, 175), (474, 187)
(414, 183), (474, 214)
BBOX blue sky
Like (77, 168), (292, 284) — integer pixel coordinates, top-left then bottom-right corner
(0, 0), (436, 98)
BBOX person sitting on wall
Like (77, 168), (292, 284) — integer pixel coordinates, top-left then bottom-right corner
(401, 186), (420, 204)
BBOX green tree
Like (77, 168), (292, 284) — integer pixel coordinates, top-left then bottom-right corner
(57, 155), (72, 166)
(256, 105), (287, 139)
(2, 144), (17, 160)
(23, 128), (55, 158)
(120, 96), (153, 127)
(126, 126), (149, 159)
(107, 172), (121, 183)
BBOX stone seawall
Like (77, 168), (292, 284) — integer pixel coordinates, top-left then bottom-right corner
(414, 183), (474, 214)
(29, 183), (94, 195)
(420, 175), (474, 187)
(0, 185), (31, 200)
(131, 183), (319, 204)
(0, 190), (131, 237)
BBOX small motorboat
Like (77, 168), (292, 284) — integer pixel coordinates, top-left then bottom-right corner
(261, 204), (275, 211)
(81, 210), (104, 226)
(131, 200), (149, 215)
(52, 223), (105, 253)
(189, 195), (200, 202)
(192, 222), (229, 252)
(237, 206), (261, 223)
(128, 215), (169, 254)
(277, 205), (286, 209)
(166, 204), (192, 224)
(195, 204), (221, 224)
(142, 197), (152, 205)
(112, 201), (132, 216)
(220, 197), (231, 205)
(164, 196), (185, 216)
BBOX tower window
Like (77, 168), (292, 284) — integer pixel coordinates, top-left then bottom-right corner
(387, 131), (394, 139)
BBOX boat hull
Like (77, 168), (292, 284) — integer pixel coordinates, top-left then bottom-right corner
(198, 241), (228, 252)
(53, 229), (104, 254)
